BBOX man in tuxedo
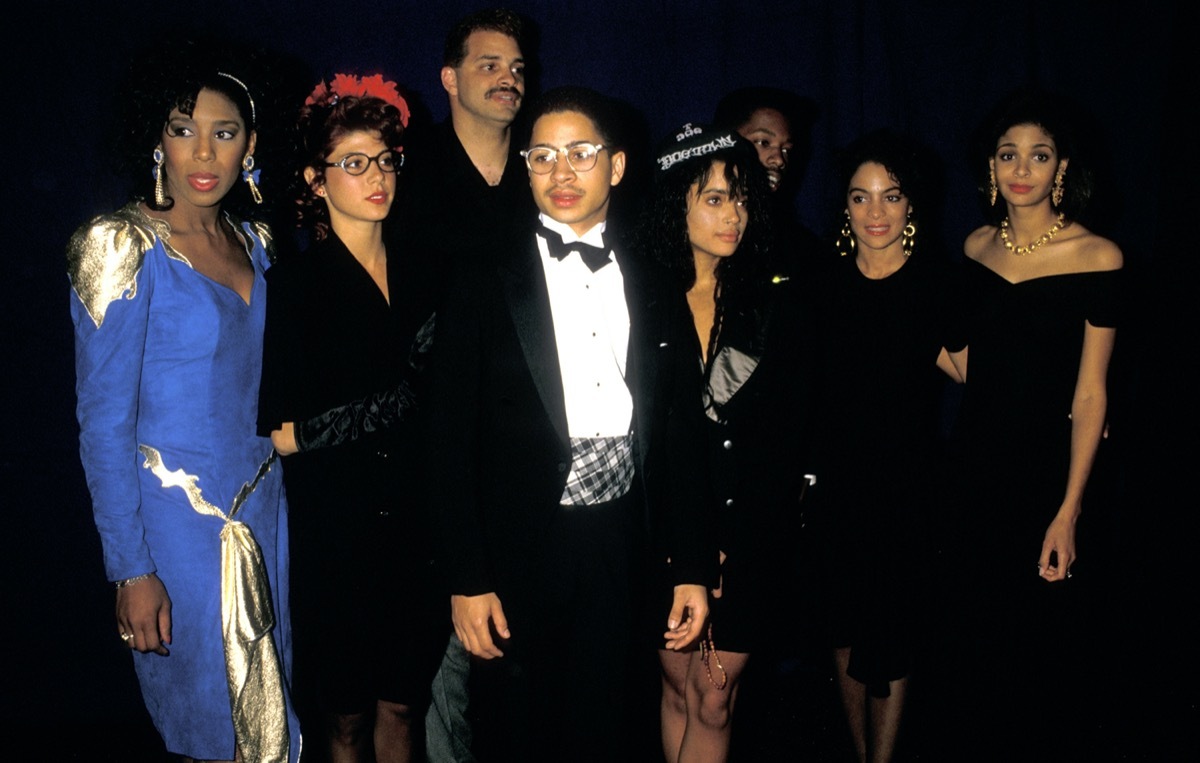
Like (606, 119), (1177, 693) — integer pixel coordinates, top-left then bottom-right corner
(427, 86), (715, 761)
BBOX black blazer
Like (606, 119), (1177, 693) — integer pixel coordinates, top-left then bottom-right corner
(427, 223), (716, 607)
(258, 232), (436, 519)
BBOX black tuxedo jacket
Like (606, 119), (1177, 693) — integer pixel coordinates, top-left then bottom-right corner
(427, 223), (716, 610)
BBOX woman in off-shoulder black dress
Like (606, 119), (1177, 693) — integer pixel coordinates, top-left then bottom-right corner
(948, 91), (1121, 758)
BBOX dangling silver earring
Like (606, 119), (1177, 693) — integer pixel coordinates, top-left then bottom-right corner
(242, 154), (263, 205)
(152, 145), (165, 207)
(836, 211), (855, 256)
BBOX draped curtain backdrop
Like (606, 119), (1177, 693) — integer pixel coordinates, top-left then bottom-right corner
(1, 0), (1185, 755)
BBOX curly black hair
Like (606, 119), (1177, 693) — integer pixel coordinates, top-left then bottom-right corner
(116, 39), (280, 214)
(293, 95), (406, 239)
(974, 89), (1094, 224)
(836, 129), (928, 228)
(641, 140), (772, 294)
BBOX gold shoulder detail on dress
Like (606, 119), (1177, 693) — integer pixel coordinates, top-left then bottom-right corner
(67, 203), (163, 329)
(249, 219), (276, 264)
(224, 212), (276, 265)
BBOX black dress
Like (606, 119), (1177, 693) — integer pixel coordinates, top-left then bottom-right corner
(951, 258), (1120, 621)
(945, 256), (1121, 756)
(257, 232), (445, 714)
(695, 275), (810, 654)
(811, 253), (955, 687)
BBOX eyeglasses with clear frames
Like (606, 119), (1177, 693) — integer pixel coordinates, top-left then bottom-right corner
(324, 149), (403, 176)
(520, 143), (607, 175)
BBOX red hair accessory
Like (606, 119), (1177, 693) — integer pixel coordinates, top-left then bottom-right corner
(305, 73), (411, 127)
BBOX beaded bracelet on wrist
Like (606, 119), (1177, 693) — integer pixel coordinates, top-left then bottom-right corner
(114, 572), (153, 588)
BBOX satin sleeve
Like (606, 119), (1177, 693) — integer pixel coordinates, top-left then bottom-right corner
(293, 313), (435, 451)
(68, 213), (155, 581)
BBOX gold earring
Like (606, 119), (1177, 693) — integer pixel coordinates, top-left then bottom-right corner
(152, 145), (165, 207)
(902, 217), (917, 258)
(242, 154), (263, 205)
(836, 211), (855, 256)
(988, 165), (998, 206)
(1052, 165), (1065, 208)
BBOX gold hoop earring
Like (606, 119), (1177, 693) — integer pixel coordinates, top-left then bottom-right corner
(152, 145), (165, 207)
(1052, 166), (1065, 208)
(988, 166), (998, 207)
(836, 211), (855, 256)
(242, 154), (263, 205)
(902, 218), (917, 258)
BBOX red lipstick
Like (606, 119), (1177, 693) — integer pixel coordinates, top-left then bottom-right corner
(188, 173), (218, 192)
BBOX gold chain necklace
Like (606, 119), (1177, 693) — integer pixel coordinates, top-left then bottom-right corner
(1000, 213), (1066, 256)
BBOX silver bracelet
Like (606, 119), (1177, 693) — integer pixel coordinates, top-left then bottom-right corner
(115, 572), (153, 588)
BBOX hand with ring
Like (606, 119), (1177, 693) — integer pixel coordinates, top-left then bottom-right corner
(115, 572), (173, 655)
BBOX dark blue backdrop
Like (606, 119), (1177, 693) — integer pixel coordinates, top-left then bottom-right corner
(2, 1), (1188, 758)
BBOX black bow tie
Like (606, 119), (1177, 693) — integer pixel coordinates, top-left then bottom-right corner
(539, 226), (611, 272)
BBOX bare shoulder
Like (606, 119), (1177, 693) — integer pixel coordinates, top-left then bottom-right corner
(1064, 223), (1123, 272)
(963, 225), (998, 262)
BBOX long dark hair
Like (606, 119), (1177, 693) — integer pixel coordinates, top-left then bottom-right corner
(642, 143), (772, 292)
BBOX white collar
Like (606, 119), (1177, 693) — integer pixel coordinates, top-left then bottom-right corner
(538, 213), (607, 249)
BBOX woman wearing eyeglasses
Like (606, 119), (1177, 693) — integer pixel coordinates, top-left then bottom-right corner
(257, 74), (445, 763)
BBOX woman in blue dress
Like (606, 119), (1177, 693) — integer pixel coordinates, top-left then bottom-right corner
(68, 44), (299, 762)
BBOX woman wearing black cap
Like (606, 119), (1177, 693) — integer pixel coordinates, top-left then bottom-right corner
(644, 123), (810, 763)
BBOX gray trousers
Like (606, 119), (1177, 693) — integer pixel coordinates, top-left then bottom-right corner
(424, 635), (475, 763)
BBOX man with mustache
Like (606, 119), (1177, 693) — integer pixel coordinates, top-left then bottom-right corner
(398, 10), (532, 762)
(426, 86), (714, 761)
(400, 8), (532, 279)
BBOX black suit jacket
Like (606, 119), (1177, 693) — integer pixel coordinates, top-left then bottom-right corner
(258, 232), (436, 519)
(427, 223), (716, 610)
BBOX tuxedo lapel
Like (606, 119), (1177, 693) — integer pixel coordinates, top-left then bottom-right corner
(615, 248), (662, 456)
(502, 239), (570, 446)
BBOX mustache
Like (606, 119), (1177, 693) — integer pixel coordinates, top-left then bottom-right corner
(486, 86), (522, 98)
